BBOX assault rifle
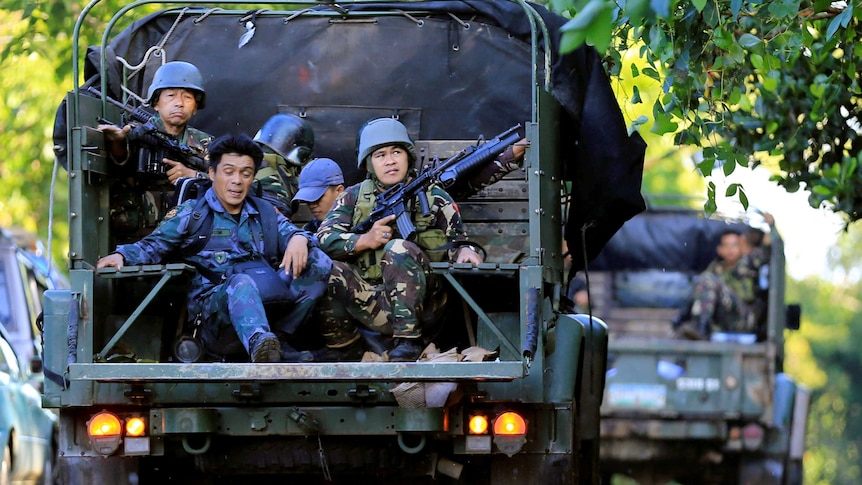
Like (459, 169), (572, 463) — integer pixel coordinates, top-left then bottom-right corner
(352, 124), (522, 240)
(88, 87), (208, 174)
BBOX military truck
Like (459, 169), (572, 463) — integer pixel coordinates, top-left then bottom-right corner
(586, 207), (808, 484)
(43, 1), (647, 483)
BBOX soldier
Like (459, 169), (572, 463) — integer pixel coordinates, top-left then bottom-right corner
(677, 218), (773, 340)
(96, 134), (332, 363)
(252, 113), (316, 217)
(99, 61), (213, 183)
(291, 157), (345, 232)
(315, 118), (484, 362)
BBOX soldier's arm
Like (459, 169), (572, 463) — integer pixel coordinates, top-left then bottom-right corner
(114, 205), (192, 264)
(317, 187), (363, 259)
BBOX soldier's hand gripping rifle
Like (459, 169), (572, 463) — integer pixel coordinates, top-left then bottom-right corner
(352, 124), (522, 240)
(88, 87), (208, 174)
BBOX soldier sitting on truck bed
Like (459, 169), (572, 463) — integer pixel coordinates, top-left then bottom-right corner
(314, 118), (486, 362)
(675, 214), (774, 340)
(96, 134), (332, 363)
(292, 157), (345, 233)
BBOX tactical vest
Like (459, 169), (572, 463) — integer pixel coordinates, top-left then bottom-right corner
(350, 179), (448, 280)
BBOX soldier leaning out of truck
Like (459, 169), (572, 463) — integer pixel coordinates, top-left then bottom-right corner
(674, 213), (774, 341)
(98, 61), (213, 183)
(96, 134), (332, 363)
(314, 118), (508, 362)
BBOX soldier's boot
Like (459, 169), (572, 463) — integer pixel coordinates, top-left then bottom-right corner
(249, 331), (281, 363)
(280, 341), (314, 363)
(359, 327), (394, 356)
(312, 337), (366, 362)
(389, 338), (424, 362)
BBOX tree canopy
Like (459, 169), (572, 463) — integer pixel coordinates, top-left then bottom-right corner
(549, 0), (862, 225)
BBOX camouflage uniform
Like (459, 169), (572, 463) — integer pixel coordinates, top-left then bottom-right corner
(114, 187), (332, 358)
(148, 115), (212, 157)
(446, 145), (523, 200)
(690, 244), (771, 335)
(315, 180), (469, 347)
(254, 153), (300, 217)
(109, 116), (212, 241)
(303, 218), (321, 233)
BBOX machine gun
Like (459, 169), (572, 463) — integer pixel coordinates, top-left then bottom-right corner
(352, 124), (522, 240)
(88, 87), (208, 175)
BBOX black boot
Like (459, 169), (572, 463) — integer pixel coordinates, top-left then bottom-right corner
(249, 331), (280, 363)
(312, 338), (366, 362)
(389, 338), (423, 362)
(359, 327), (394, 356)
(280, 341), (314, 363)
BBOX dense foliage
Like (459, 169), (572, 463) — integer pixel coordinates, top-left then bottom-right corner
(548, 0), (862, 225)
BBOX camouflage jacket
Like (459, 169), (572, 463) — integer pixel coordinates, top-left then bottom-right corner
(114, 188), (316, 305)
(149, 115), (212, 157)
(317, 179), (469, 262)
(253, 153), (300, 217)
(704, 243), (771, 304)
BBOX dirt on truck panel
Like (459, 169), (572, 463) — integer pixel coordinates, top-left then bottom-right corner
(45, 1), (647, 484)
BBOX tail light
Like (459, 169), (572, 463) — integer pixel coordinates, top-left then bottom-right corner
(125, 416), (147, 437)
(87, 412), (122, 455)
(492, 411), (527, 457)
(468, 415), (489, 435)
(742, 423), (764, 449)
(493, 412), (526, 435)
(86, 411), (150, 456)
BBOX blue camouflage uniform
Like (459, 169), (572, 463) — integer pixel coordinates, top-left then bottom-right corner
(113, 188), (332, 358)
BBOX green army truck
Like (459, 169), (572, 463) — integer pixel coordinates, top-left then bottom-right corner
(587, 207), (809, 484)
(43, 1), (647, 483)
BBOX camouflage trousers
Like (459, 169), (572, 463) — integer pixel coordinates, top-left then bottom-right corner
(690, 273), (755, 334)
(197, 247), (332, 357)
(317, 239), (438, 347)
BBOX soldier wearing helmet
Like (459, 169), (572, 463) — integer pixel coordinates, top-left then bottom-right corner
(98, 61), (213, 184)
(252, 113), (316, 217)
(314, 118), (484, 362)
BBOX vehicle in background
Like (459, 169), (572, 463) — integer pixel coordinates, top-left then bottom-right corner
(587, 206), (808, 485)
(0, 227), (69, 373)
(42, 1), (648, 483)
(0, 323), (58, 485)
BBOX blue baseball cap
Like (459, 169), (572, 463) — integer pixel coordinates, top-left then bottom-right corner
(293, 158), (344, 203)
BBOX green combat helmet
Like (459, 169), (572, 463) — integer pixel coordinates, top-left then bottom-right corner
(356, 117), (417, 169)
(146, 61), (206, 109)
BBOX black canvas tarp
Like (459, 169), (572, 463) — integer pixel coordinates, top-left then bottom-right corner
(589, 210), (750, 273)
(59, 0), (645, 271)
